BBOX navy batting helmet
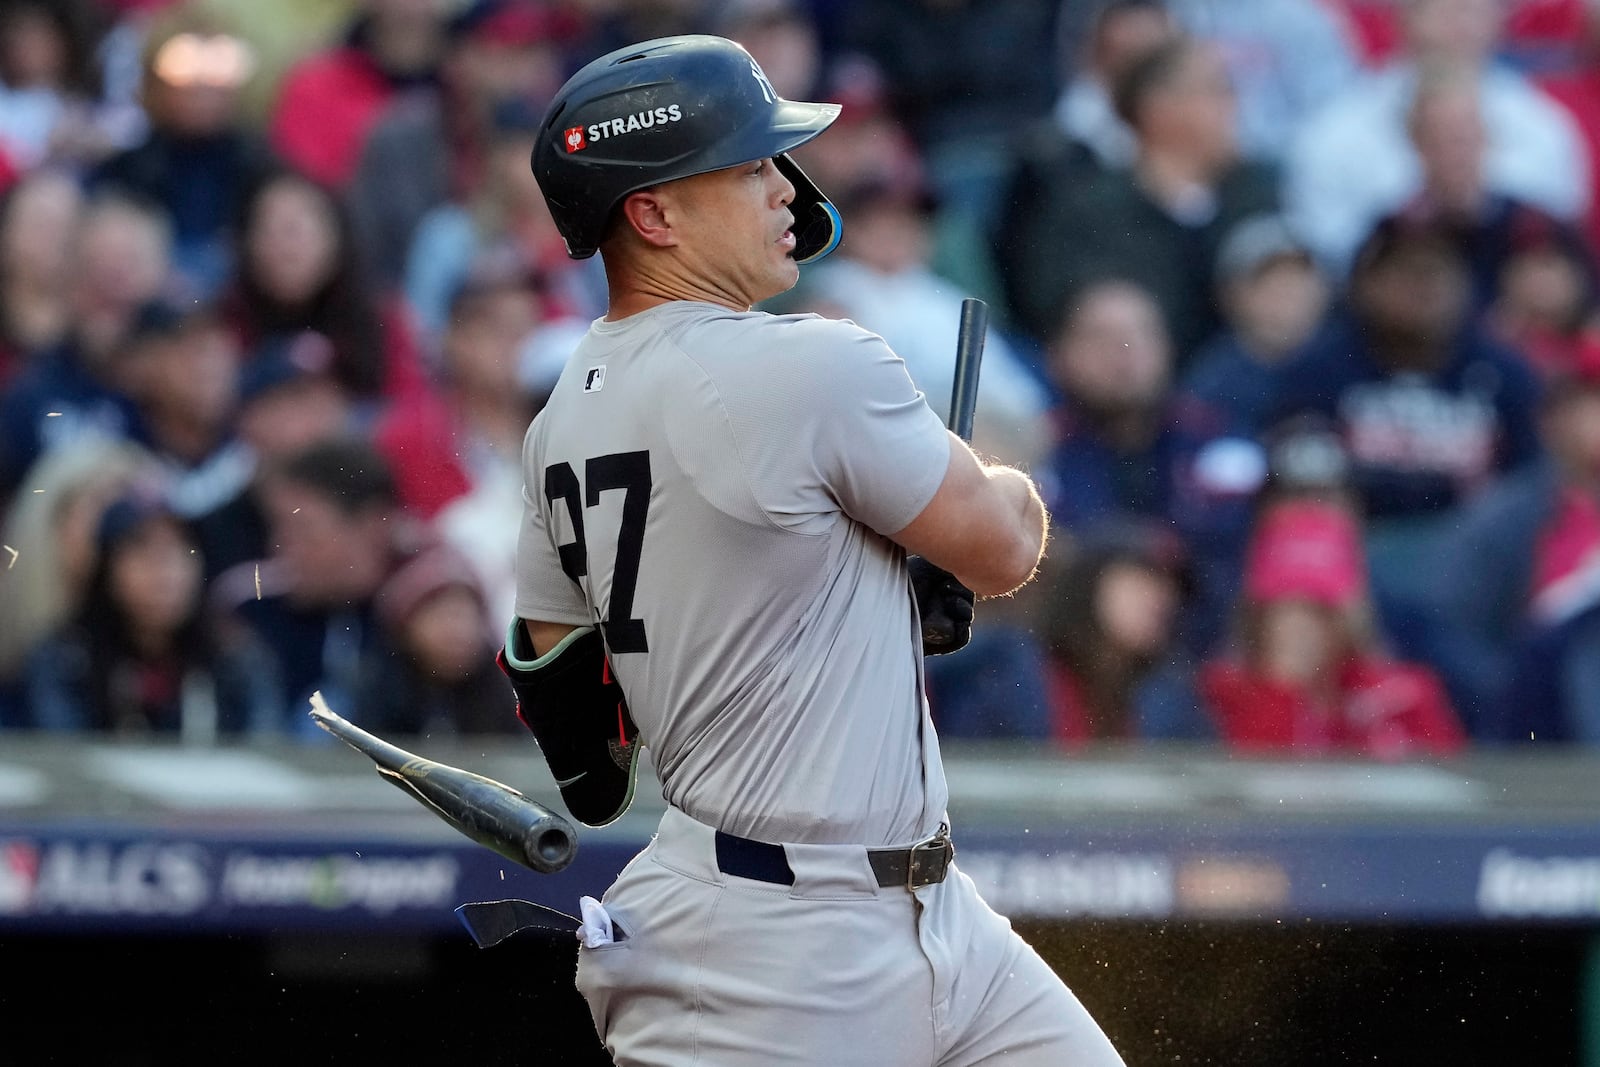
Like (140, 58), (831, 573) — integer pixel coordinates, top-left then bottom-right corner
(531, 34), (843, 263)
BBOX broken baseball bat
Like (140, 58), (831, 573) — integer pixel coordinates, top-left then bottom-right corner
(309, 692), (578, 874)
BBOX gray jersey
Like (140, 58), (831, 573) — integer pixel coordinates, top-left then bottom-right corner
(515, 301), (951, 846)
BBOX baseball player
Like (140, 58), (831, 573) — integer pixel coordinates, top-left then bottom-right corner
(499, 34), (1126, 1067)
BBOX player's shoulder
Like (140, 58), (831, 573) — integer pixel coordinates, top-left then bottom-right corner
(659, 302), (883, 350)
(656, 303), (896, 386)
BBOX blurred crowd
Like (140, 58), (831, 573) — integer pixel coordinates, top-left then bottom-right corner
(2, 0), (1599, 759)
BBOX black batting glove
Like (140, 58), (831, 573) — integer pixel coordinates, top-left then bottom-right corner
(907, 555), (975, 655)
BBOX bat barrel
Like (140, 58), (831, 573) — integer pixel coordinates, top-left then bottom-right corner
(386, 762), (581, 875)
(520, 816), (579, 873)
(312, 693), (579, 875)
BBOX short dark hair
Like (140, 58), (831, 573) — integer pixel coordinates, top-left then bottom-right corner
(1094, 0), (1169, 34)
(1110, 34), (1194, 130)
(271, 437), (397, 515)
(1349, 212), (1467, 278)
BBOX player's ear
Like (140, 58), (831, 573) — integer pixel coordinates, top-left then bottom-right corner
(618, 187), (677, 249)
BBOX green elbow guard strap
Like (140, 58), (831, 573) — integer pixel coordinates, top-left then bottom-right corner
(497, 622), (642, 827)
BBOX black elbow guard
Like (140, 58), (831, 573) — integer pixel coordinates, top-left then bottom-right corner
(497, 622), (642, 827)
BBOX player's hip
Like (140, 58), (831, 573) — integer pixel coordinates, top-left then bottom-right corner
(575, 808), (1120, 1066)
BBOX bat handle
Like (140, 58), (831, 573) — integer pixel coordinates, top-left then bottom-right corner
(950, 298), (987, 442)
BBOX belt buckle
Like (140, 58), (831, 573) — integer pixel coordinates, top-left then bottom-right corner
(905, 833), (954, 890)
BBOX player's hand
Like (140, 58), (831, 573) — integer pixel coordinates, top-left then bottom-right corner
(907, 555), (975, 655)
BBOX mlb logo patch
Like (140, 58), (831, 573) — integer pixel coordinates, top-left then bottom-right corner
(583, 366), (606, 393)
(565, 126), (587, 153)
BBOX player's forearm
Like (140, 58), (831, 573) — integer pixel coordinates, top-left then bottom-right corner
(975, 464), (1048, 595)
(985, 463), (1049, 588)
(892, 441), (1049, 597)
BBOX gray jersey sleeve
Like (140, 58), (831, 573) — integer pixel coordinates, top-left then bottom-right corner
(702, 315), (951, 537)
(513, 423), (594, 626)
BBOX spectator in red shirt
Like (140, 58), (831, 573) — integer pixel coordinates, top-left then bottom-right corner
(267, 0), (453, 190)
(374, 253), (571, 623)
(1322, 0), (1593, 73)
(1537, 4), (1600, 257)
(1200, 495), (1465, 759)
(348, 1), (576, 293)
(374, 254), (541, 520)
(1485, 209), (1600, 381)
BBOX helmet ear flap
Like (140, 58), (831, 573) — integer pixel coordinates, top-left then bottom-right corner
(775, 153), (842, 264)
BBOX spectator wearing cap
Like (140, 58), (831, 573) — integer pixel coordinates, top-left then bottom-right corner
(87, 8), (277, 300)
(1038, 520), (1214, 747)
(1284, 0), (1590, 274)
(996, 34), (1281, 362)
(0, 191), (172, 497)
(233, 331), (353, 457)
(1427, 344), (1600, 740)
(189, 330), (354, 584)
(375, 257), (540, 516)
(355, 542), (519, 737)
(348, 0), (576, 294)
(1270, 211), (1544, 617)
(20, 484), (278, 737)
(1180, 213), (1332, 437)
(1199, 496), (1464, 758)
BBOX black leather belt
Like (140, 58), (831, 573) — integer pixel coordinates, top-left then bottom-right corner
(713, 827), (955, 890)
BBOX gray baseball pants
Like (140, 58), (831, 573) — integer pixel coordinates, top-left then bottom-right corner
(575, 805), (1126, 1066)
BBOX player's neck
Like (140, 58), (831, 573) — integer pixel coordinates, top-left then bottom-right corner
(603, 262), (754, 320)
